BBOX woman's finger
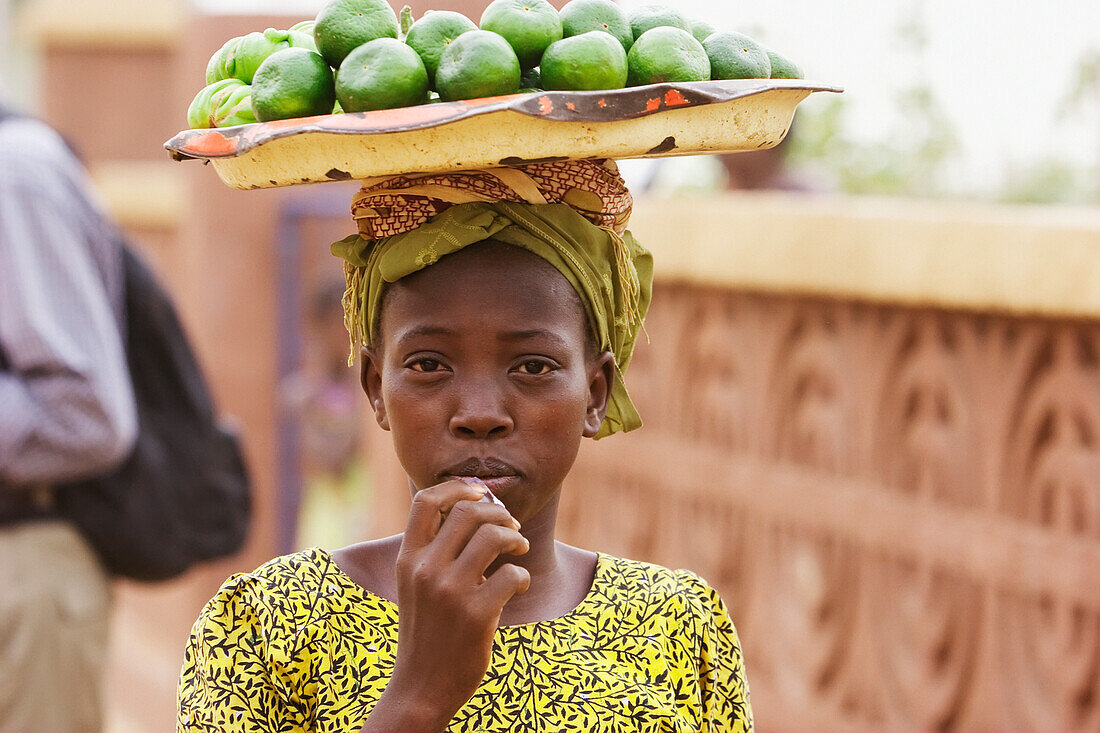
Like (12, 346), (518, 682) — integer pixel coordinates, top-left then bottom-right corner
(430, 499), (520, 560)
(451, 523), (529, 582)
(477, 563), (532, 614)
(403, 480), (486, 551)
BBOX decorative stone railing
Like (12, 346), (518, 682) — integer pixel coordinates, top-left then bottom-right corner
(569, 194), (1100, 732)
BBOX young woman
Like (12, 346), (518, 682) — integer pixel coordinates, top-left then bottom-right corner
(177, 160), (752, 733)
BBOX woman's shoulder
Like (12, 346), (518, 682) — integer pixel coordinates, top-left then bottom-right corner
(216, 547), (340, 594)
(195, 548), (370, 632)
(585, 554), (739, 664)
(599, 552), (716, 591)
(595, 553), (727, 617)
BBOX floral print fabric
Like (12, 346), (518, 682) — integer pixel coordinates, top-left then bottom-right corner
(177, 548), (752, 733)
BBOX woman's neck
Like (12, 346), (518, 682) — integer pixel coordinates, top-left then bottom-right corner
(489, 495), (597, 626)
(490, 492), (560, 577)
(334, 491), (596, 626)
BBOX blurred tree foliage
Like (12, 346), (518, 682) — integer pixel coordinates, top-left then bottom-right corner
(787, 90), (959, 197)
(785, 2), (961, 198)
(785, 2), (1098, 205)
(999, 51), (1099, 205)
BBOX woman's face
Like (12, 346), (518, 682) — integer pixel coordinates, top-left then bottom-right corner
(362, 242), (614, 523)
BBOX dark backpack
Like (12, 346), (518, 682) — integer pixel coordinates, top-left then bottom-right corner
(0, 109), (251, 581)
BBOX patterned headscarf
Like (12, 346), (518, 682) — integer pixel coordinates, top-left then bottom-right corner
(331, 159), (652, 439)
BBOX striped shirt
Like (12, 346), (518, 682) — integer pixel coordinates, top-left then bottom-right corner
(0, 116), (136, 488)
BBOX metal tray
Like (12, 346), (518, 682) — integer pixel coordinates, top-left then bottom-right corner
(165, 79), (840, 190)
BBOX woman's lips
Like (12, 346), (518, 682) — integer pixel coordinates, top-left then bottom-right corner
(447, 474), (521, 495)
(441, 458), (522, 497)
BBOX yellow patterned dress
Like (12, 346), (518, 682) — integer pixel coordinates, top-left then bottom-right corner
(177, 548), (752, 733)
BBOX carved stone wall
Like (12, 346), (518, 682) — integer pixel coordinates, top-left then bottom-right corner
(559, 284), (1100, 732)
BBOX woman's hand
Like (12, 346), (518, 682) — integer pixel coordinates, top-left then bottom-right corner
(360, 480), (530, 733)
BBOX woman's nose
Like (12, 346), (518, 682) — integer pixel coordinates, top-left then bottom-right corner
(449, 382), (514, 439)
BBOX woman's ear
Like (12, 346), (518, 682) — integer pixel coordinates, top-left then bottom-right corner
(360, 347), (390, 431)
(583, 351), (616, 438)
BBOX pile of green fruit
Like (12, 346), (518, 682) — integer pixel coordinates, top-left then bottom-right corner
(187, 0), (803, 129)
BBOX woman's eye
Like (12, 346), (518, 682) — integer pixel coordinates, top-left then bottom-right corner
(520, 360), (552, 375)
(409, 358), (442, 372)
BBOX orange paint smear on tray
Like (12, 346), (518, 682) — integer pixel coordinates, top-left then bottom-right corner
(189, 130), (238, 157)
(645, 97), (661, 112)
(538, 96), (554, 115)
(664, 89), (689, 107)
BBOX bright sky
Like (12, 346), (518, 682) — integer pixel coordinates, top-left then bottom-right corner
(188, 0), (1100, 194)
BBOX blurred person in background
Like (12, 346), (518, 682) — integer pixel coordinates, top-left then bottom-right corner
(0, 97), (136, 732)
(281, 278), (368, 550)
(633, 123), (822, 195)
(718, 128), (817, 192)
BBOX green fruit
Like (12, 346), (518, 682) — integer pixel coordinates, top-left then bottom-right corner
(336, 37), (429, 112)
(224, 32), (278, 83)
(703, 32), (771, 80)
(188, 78), (258, 128)
(690, 18), (716, 43)
(435, 29), (521, 101)
(541, 32), (627, 91)
(628, 4), (691, 40)
(209, 28), (319, 84)
(404, 10), (478, 84)
(626, 26), (710, 86)
(188, 80), (220, 127)
(520, 66), (542, 89)
(211, 85), (258, 127)
(314, 0), (400, 68)
(287, 29), (318, 54)
(559, 0), (632, 52)
(479, 0), (563, 69)
(767, 49), (802, 79)
(289, 20), (315, 35)
(226, 29), (292, 84)
(205, 36), (240, 84)
(251, 47), (337, 122)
